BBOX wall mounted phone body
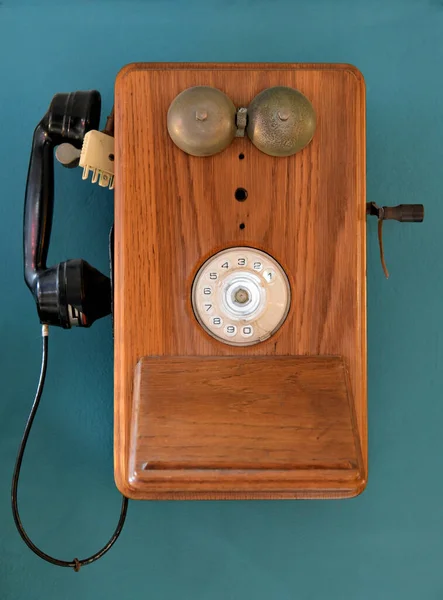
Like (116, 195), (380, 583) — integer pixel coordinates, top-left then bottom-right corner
(113, 63), (367, 499)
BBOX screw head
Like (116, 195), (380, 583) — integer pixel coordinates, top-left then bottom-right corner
(234, 288), (250, 304)
(278, 110), (290, 121)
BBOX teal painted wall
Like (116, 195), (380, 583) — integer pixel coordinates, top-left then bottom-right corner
(0, 0), (441, 598)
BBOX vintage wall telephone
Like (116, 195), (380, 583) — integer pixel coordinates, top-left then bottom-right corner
(13, 63), (424, 569)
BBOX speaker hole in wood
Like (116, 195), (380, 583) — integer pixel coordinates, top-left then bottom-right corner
(235, 188), (248, 201)
(239, 153), (245, 160)
(239, 223), (245, 230)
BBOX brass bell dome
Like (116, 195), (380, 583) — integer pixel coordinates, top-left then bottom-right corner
(167, 86), (236, 157)
(246, 86), (316, 157)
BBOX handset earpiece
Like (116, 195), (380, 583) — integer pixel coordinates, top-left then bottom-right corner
(23, 90), (111, 328)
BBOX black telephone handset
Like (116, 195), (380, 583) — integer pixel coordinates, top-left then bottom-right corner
(14, 91), (127, 573)
(23, 90), (111, 328)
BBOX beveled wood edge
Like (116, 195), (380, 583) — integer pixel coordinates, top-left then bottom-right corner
(115, 489), (366, 501)
(115, 61), (365, 87)
(355, 67), (367, 477)
(120, 478), (367, 501)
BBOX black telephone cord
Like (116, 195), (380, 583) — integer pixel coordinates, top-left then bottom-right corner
(11, 325), (128, 572)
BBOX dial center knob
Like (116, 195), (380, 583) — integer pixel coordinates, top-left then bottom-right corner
(234, 288), (249, 304)
(223, 274), (264, 319)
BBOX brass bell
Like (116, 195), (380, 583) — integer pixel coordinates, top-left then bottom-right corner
(247, 86), (316, 157)
(167, 86), (236, 156)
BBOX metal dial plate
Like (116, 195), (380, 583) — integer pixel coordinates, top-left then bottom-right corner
(191, 247), (291, 346)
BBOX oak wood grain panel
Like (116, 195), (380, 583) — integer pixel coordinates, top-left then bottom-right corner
(128, 356), (364, 499)
(114, 63), (367, 499)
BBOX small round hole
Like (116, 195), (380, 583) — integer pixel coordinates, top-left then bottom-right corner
(239, 223), (245, 230)
(239, 153), (245, 160)
(108, 153), (115, 161)
(235, 187), (248, 201)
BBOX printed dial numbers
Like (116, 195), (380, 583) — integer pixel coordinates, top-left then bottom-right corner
(263, 269), (276, 283)
(224, 324), (237, 337)
(203, 303), (213, 314)
(211, 316), (223, 328)
(241, 325), (254, 337)
(200, 258), (278, 283)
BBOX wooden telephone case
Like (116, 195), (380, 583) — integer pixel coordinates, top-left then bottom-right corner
(114, 62), (367, 499)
